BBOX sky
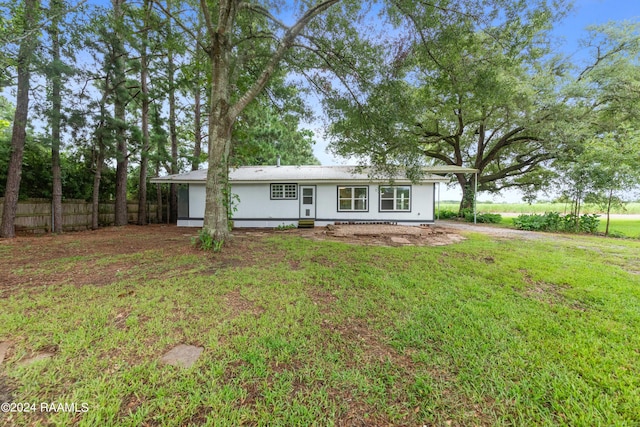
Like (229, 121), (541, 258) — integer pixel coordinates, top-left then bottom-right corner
(309, 0), (640, 202)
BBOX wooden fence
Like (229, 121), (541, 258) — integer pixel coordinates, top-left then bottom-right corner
(0, 198), (159, 233)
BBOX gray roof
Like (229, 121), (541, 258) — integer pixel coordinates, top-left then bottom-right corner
(150, 165), (476, 184)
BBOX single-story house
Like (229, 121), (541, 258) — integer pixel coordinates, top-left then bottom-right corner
(151, 165), (477, 228)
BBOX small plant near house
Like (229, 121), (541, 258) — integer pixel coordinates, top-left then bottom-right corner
(191, 229), (224, 252)
(275, 223), (296, 231)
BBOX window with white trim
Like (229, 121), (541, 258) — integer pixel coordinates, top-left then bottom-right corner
(338, 186), (368, 211)
(379, 186), (411, 211)
(271, 183), (297, 200)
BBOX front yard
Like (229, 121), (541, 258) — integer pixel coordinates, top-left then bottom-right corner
(1, 225), (639, 426)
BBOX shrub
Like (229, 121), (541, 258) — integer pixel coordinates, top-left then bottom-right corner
(513, 212), (600, 234)
(437, 209), (458, 219)
(464, 211), (502, 224)
(579, 214), (600, 234)
(513, 214), (547, 231)
(275, 223), (296, 231)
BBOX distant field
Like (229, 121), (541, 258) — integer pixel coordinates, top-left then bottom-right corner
(437, 202), (640, 215)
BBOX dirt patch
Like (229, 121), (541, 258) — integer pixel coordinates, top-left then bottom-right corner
(222, 289), (265, 319)
(519, 270), (586, 310)
(283, 224), (466, 247)
(0, 224), (466, 299)
(0, 225), (198, 294)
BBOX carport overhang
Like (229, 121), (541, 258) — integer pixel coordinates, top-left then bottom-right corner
(423, 166), (480, 224)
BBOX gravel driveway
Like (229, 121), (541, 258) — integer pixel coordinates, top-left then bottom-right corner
(435, 220), (548, 240)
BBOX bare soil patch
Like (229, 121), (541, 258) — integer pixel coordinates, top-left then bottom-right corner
(279, 223), (466, 246)
(0, 224), (466, 297)
(0, 225), (198, 293)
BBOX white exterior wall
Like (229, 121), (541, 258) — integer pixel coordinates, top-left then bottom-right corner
(232, 184), (299, 228)
(178, 182), (436, 228)
(314, 183), (434, 225)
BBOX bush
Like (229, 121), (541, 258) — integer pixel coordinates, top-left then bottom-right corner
(513, 214), (548, 231)
(437, 209), (458, 219)
(463, 211), (502, 224)
(513, 212), (600, 234)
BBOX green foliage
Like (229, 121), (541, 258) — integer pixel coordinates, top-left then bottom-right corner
(465, 212), (502, 224)
(0, 134), (114, 201)
(326, 0), (572, 200)
(436, 209), (458, 219)
(232, 103), (319, 167)
(275, 223), (296, 231)
(513, 212), (600, 234)
(191, 229), (224, 252)
(607, 230), (626, 239)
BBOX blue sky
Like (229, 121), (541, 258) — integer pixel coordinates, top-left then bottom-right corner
(554, 0), (640, 55)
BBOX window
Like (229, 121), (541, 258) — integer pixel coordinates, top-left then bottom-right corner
(338, 186), (368, 211)
(379, 186), (411, 211)
(271, 183), (297, 200)
(302, 187), (313, 205)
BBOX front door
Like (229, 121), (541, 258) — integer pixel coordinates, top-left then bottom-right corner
(299, 186), (316, 219)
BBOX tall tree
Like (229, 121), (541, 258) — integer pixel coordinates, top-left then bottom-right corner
(1, 0), (41, 238)
(556, 22), (640, 233)
(137, 0), (152, 225)
(196, 0), (341, 241)
(46, 0), (65, 233)
(326, 0), (573, 212)
(112, 0), (129, 226)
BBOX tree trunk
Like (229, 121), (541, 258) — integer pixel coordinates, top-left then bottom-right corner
(1, 0), (40, 238)
(137, 0), (151, 226)
(166, 0), (178, 223)
(91, 141), (104, 230)
(192, 24), (204, 171)
(203, 12), (234, 241)
(168, 53), (178, 223)
(457, 174), (475, 215)
(199, 0), (340, 241)
(203, 117), (233, 241)
(605, 188), (613, 236)
(155, 179), (163, 224)
(113, 0), (128, 227)
(49, 0), (63, 233)
(192, 82), (202, 171)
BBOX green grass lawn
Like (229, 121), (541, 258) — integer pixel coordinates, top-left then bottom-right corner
(598, 218), (640, 238)
(1, 227), (640, 426)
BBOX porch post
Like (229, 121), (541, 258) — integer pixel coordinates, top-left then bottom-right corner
(474, 172), (478, 224)
(437, 182), (440, 220)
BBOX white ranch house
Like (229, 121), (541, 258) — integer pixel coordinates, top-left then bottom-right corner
(151, 165), (476, 228)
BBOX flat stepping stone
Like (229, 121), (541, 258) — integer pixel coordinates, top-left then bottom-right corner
(160, 344), (203, 368)
(390, 236), (412, 244)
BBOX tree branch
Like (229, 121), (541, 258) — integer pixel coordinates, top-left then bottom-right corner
(229, 0), (340, 120)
